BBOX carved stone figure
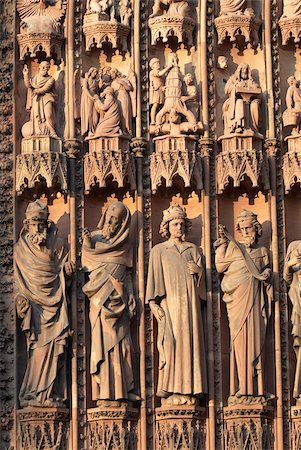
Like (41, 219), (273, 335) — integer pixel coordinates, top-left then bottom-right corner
(146, 204), (207, 405)
(110, 68), (134, 136)
(219, 0), (251, 15)
(182, 73), (199, 120)
(284, 241), (301, 401)
(151, 52), (201, 135)
(149, 57), (173, 125)
(222, 63), (261, 136)
(214, 210), (273, 402)
(150, 0), (191, 19)
(22, 61), (58, 138)
(14, 200), (74, 407)
(81, 67), (100, 138)
(82, 202), (138, 402)
(87, 0), (116, 20)
(282, 0), (301, 18)
(119, 0), (132, 25)
(283, 76), (301, 135)
(90, 86), (122, 137)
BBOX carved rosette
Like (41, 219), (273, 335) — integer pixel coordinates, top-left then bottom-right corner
(283, 136), (301, 193)
(279, 16), (301, 45)
(18, 407), (69, 450)
(155, 405), (206, 450)
(83, 13), (130, 52)
(148, 16), (195, 46)
(214, 14), (260, 46)
(16, 137), (68, 195)
(291, 406), (301, 450)
(216, 134), (269, 193)
(84, 136), (136, 193)
(17, 32), (64, 61)
(87, 405), (138, 450)
(224, 404), (274, 450)
(150, 135), (203, 193)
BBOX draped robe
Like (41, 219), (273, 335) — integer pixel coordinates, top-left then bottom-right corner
(283, 0), (301, 17)
(215, 241), (273, 397)
(146, 240), (207, 398)
(82, 211), (135, 401)
(14, 227), (69, 406)
(220, 0), (247, 14)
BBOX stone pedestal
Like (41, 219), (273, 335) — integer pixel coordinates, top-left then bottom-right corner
(16, 137), (68, 195)
(224, 404), (274, 450)
(216, 133), (269, 193)
(150, 135), (202, 193)
(214, 13), (260, 47)
(279, 16), (301, 45)
(291, 405), (301, 450)
(148, 15), (195, 46)
(283, 135), (301, 193)
(87, 404), (138, 450)
(17, 407), (69, 450)
(17, 31), (64, 61)
(84, 135), (136, 193)
(155, 405), (206, 450)
(83, 13), (130, 52)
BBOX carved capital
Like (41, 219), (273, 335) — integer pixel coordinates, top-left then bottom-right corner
(84, 136), (136, 192)
(224, 404), (274, 450)
(150, 135), (203, 193)
(83, 13), (130, 52)
(18, 407), (69, 450)
(87, 405), (138, 450)
(155, 405), (206, 450)
(214, 13), (260, 47)
(130, 137), (148, 158)
(148, 15), (195, 47)
(17, 32), (64, 61)
(279, 16), (301, 45)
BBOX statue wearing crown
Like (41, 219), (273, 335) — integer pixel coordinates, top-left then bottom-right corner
(14, 200), (74, 407)
(146, 205), (207, 406)
(214, 210), (273, 404)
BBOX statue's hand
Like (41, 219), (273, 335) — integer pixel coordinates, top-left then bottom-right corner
(150, 301), (165, 322)
(187, 260), (201, 275)
(16, 295), (30, 318)
(64, 261), (75, 277)
(261, 268), (271, 281)
(288, 254), (301, 269)
(128, 294), (136, 318)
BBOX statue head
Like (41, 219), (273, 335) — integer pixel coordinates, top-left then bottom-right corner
(24, 200), (50, 246)
(88, 67), (98, 79)
(110, 68), (119, 80)
(39, 61), (51, 77)
(168, 52), (179, 67)
(101, 202), (128, 240)
(288, 76), (297, 87)
(159, 204), (192, 240)
(184, 73), (193, 86)
(236, 209), (262, 248)
(150, 57), (160, 70)
(237, 63), (250, 81)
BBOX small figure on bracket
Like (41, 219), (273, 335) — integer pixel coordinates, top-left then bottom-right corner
(283, 76), (301, 135)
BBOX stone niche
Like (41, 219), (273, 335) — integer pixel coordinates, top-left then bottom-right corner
(18, 407), (69, 450)
(216, 133), (269, 194)
(83, 12), (130, 53)
(16, 136), (68, 196)
(150, 134), (203, 194)
(214, 12), (260, 47)
(84, 135), (136, 193)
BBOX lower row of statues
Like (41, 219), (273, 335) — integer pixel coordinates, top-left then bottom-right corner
(14, 200), (300, 409)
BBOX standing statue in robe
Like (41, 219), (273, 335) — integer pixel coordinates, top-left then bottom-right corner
(149, 57), (173, 125)
(110, 68), (134, 136)
(282, 0), (301, 18)
(22, 61), (58, 138)
(82, 202), (138, 403)
(146, 204), (207, 405)
(81, 67), (100, 138)
(214, 210), (273, 403)
(283, 76), (301, 135)
(222, 63), (261, 135)
(219, 0), (253, 15)
(284, 241), (301, 401)
(14, 200), (74, 407)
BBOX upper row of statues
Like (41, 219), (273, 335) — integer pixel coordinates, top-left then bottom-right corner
(20, 59), (301, 141)
(15, 200), (301, 409)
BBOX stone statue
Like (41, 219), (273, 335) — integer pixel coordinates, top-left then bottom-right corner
(110, 68), (134, 136)
(282, 0), (301, 18)
(17, 0), (64, 33)
(153, 52), (200, 135)
(182, 73), (199, 120)
(119, 0), (132, 25)
(22, 61), (58, 138)
(82, 202), (138, 403)
(283, 76), (301, 135)
(146, 204), (207, 405)
(284, 241), (301, 401)
(150, 0), (191, 18)
(214, 210), (273, 403)
(219, 0), (253, 16)
(149, 57), (173, 125)
(87, 0), (116, 20)
(81, 67), (100, 138)
(90, 86), (121, 137)
(222, 63), (261, 135)
(14, 200), (74, 407)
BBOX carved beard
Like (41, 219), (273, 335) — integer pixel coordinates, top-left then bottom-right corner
(101, 222), (119, 240)
(28, 229), (47, 246)
(244, 235), (256, 248)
